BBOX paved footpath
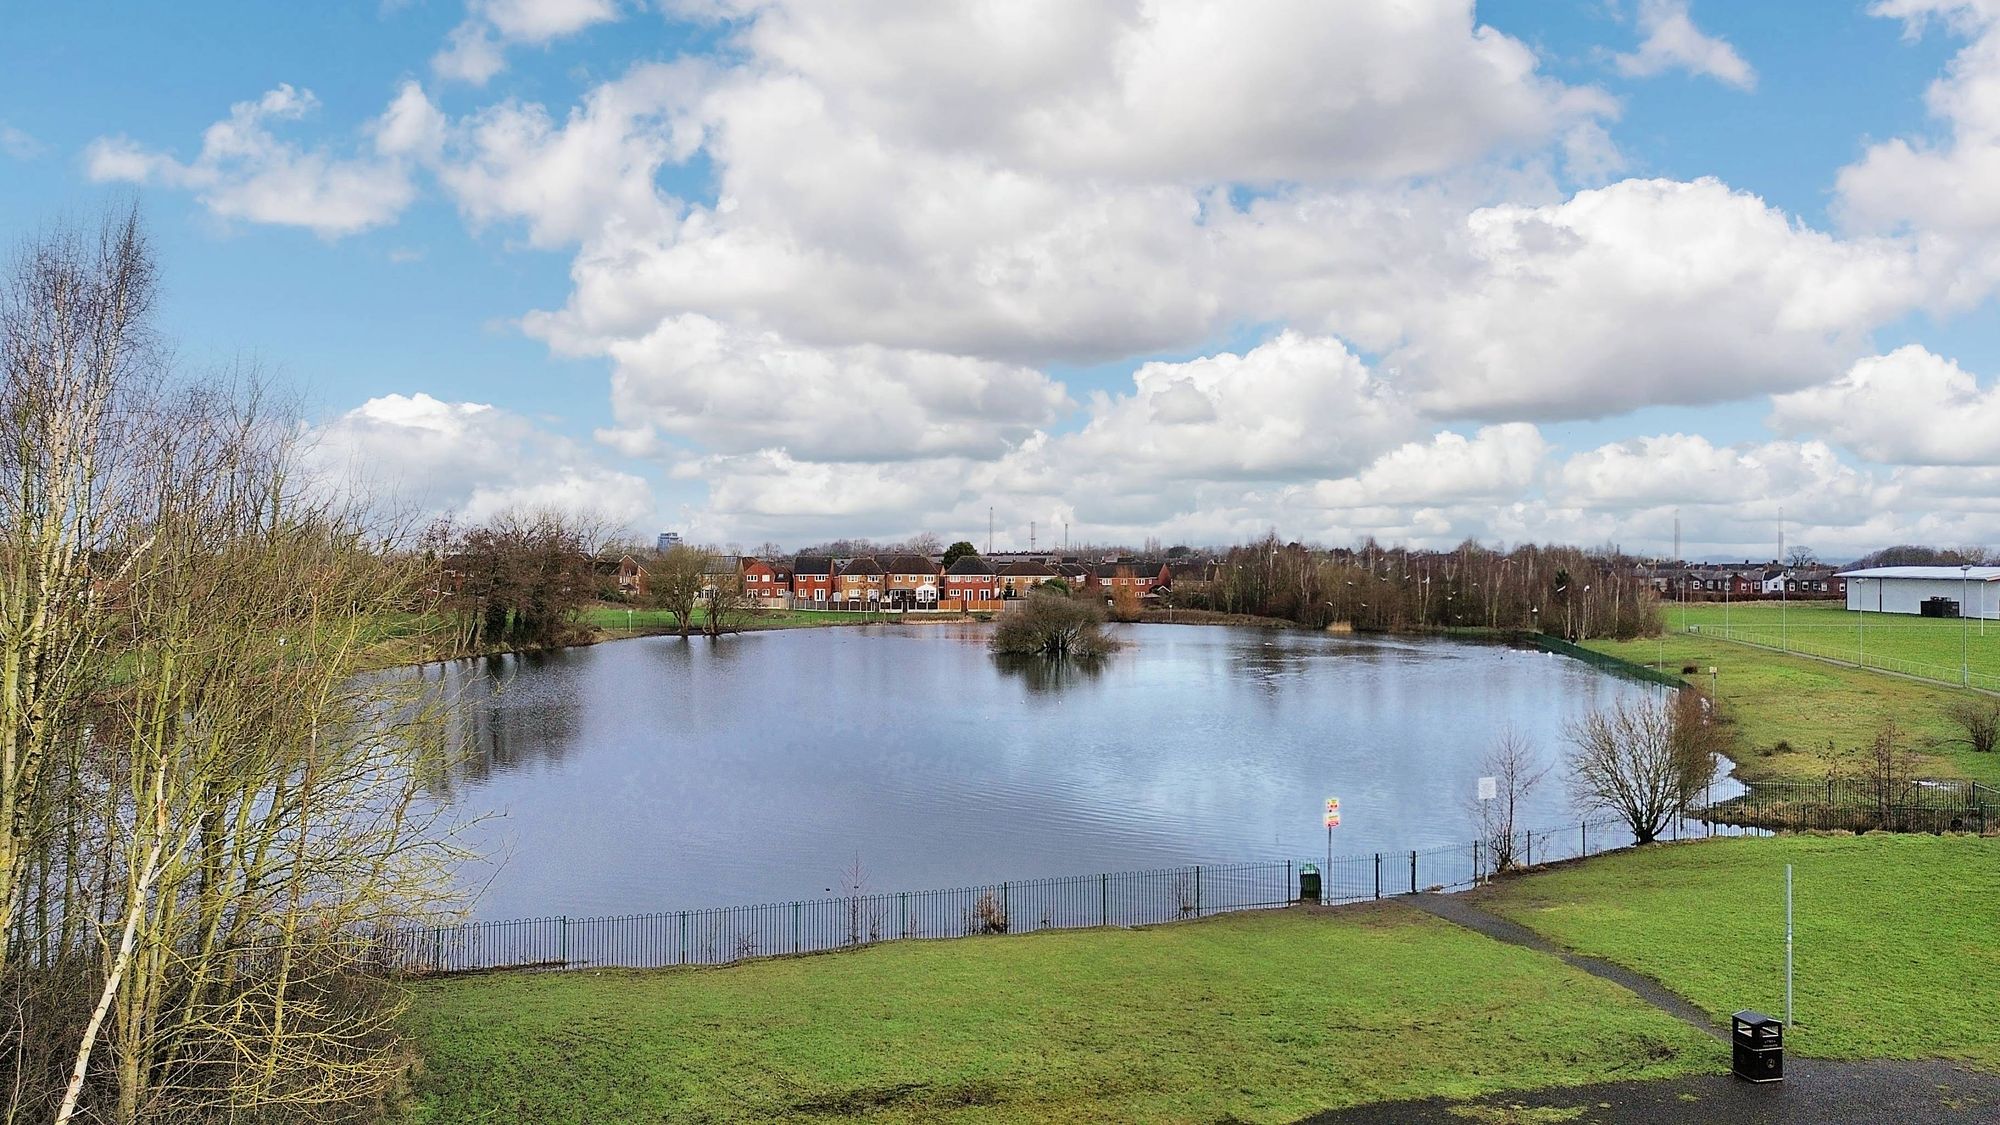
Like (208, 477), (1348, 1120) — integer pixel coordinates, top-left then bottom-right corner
(1291, 893), (2000, 1124)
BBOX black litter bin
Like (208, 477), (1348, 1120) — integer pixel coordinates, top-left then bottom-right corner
(1731, 1010), (1783, 1083)
(1298, 864), (1321, 904)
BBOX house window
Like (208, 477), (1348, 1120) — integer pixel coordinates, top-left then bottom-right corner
(814, 589), (826, 602)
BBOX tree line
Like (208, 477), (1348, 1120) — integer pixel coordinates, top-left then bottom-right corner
(1180, 533), (1659, 641)
(2, 212), (459, 1123)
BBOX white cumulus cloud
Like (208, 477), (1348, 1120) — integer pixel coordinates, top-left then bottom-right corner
(307, 392), (653, 526)
(1614, 0), (1757, 90)
(85, 83), (438, 238)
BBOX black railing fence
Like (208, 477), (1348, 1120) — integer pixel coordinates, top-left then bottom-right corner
(1709, 777), (1997, 834)
(1721, 777), (1997, 812)
(376, 812), (1740, 976)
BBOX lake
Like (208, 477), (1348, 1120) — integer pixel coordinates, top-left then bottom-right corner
(416, 623), (1728, 920)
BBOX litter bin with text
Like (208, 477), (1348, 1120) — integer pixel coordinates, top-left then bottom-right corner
(1731, 1011), (1783, 1083)
(1298, 864), (1321, 904)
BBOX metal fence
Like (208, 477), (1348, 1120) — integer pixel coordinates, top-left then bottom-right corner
(1707, 778), (1998, 833)
(1525, 634), (1689, 689)
(1681, 622), (2000, 693)
(374, 813), (1735, 976)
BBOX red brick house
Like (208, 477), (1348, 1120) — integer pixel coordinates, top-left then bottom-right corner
(1095, 559), (1170, 596)
(792, 556), (836, 606)
(883, 555), (941, 610)
(742, 557), (793, 607)
(615, 554), (648, 598)
(836, 556), (887, 607)
(996, 559), (1057, 598)
(943, 555), (1000, 607)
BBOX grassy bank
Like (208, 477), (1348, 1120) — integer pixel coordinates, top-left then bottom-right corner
(577, 605), (950, 635)
(398, 904), (1713, 1124)
(1476, 833), (2000, 1067)
(1579, 630), (2000, 785)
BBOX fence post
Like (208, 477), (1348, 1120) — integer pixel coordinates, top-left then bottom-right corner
(1373, 853), (1381, 899)
(1581, 821), (1588, 857)
(1472, 840), (1480, 885)
(679, 911), (687, 964)
(560, 915), (568, 966)
(1409, 850), (1417, 894)
(1526, 830), (1533, 867)
(793, 902), (801, 954)
(900, 892), (908, 938)
(1194, 866), (1202, 916)
(1100, 873), (1108, 926)
(1002, 881), (1010, 929)
(1286, 859), (1292, 904)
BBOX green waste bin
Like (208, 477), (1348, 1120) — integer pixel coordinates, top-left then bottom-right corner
(1298, 863), (1321, 904)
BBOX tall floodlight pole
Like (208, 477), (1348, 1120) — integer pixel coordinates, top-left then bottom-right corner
(1963, 564), (1972, 686)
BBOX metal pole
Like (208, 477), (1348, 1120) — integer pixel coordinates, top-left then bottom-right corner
(1785, 864), (1794, 1029)
(1326, 824), (1331, 881)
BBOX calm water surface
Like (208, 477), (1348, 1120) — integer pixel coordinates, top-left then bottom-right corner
(418, 624), (1720, 919)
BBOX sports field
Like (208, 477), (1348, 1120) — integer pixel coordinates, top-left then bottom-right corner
(1663, 600), (2000, 690)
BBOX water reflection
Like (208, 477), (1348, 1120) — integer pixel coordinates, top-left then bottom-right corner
(993, 652), (1106, 694)
(407, 624), (1737, 920)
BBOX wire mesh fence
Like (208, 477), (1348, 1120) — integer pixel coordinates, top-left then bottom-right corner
(373, 813), (1749, 976)
(1681, 623), (2000, 693)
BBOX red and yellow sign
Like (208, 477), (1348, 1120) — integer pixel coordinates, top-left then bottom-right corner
(1324, 797), (1341, 829)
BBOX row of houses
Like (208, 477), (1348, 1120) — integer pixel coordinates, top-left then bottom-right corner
(617, 553), (1211, 611)
(1634, 562), (1846, 599)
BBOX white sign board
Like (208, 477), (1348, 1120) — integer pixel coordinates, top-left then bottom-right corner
(1477, 776), (1498, 801)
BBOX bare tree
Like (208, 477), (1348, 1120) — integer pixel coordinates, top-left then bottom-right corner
(5, 212), (462, 1124)
(1862, 718), (1920, 824)
(650, 545), (710, 637)
(0, 208), (154, 970)
(1467, 733), (1549, 874)
(699, 557), (749, 637)
(1668, 689), (1728, 811)
(1565, 694), (1689, 845)
(1943, 697), (2000, 754)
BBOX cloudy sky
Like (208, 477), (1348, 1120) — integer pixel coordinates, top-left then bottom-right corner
(5, 1), (2000, 558)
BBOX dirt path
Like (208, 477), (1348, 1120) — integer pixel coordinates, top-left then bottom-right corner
(1407, 892), (1723, 1040)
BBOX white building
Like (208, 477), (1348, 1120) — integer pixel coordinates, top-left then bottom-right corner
(1838, 566), (2000, 619)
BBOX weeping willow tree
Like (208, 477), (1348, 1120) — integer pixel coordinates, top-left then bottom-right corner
(3, 211), (463, 1124)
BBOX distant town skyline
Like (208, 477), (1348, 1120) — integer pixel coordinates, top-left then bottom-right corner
(6, 2), (2000, 557)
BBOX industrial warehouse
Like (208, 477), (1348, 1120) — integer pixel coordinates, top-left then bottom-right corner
(1838, 566), (2000, 619)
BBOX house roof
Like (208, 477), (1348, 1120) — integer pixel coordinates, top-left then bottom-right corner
(792, 555), (835, 576)
(996, 560), (1056, 577)
(702, 554), (742, 574)
(1837, 566), (2000, 581)
(944, 555), (995, 576)
(883, 554), (938, 576)
(839, 556), (885, 576)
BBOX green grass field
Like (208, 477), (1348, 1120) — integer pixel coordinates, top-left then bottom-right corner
(1476, 834), (2000, 1067)
(580, 605), (978, 634)
(398, 904), (1715, 1124)
(1666, 600), (2000, 688)
(1581, 630), (2000, 785)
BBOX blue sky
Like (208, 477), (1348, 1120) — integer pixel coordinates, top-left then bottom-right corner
(5, 1), (1999, 558)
